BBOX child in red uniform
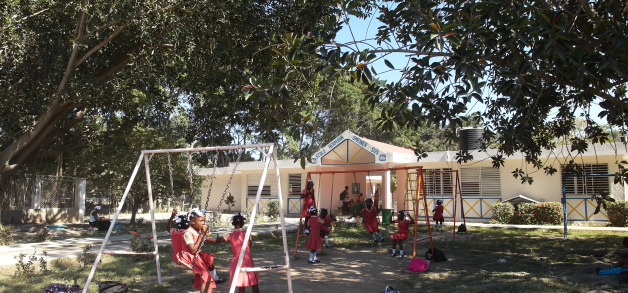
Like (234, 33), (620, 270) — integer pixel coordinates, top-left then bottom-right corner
(352, 198), (384, 243)
(432, 200), (445, 232)
(167, 208), (188, 263)
(176, 208), (226, 293)
(389, 210), (415, 260)
(304, 206), (331, 263)
(301, 180), (316, 219)
(319, 208), (333, 248)
(216, 213), (260, 293)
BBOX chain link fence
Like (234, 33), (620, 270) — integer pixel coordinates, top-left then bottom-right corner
(1, 175), (82, 210)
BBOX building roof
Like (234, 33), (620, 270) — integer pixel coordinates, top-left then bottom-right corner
(310, 130), (417, 165)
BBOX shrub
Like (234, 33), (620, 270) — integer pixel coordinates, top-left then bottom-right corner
(510, 203), (535, 224)
(267, 200), (280, 221)
(491, 202), (514, 224)
(130, 231), (154, 261)
(15, 250), (48, 277)
(78, 244), (100, 268)
(0, 224), (13, 245)
(529, 202), (564, 225)
(350, 202), (366, 216)
(34, 227), (49, 242)
(606, 201), (628, 227)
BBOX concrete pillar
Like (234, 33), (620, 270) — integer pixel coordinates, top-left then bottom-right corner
(32, 178), (42, 209)
(78, 179), (86, 223)
(384, 164), (392, 210)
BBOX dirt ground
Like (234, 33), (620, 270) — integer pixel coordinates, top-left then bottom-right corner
(166, 231), (628, 293)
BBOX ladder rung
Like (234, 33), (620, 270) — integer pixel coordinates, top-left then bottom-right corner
(415, 236), (431, 242)
(102, 250), (157, 255)
(240, 265), (289, 272)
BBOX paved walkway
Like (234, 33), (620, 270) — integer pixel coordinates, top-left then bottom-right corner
(0, 218), (301, 267)
(2, 217), (627, 268)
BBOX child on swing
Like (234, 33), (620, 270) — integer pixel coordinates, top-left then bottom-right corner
(304, 206), (332, 263)
(214, 212), (260, 293)
(432, 199), (445, 232)
(351, 198), (384, 243)
(319, 208), (333, 248)
(176, 208), (226, 293)
(389, 210), (415, 260)
(167, 208), (188, 263)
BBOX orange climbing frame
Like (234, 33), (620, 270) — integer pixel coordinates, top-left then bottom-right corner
(292, 166), (467, 259)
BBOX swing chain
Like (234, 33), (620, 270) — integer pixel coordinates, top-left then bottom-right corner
(192, 148), (245, 267)
(202, 151), (221, 211)
(187, 152), (195, 207)
(316, 172), (322, 209)
(167, 152), (175, 200)
(210, 149), (245, 224)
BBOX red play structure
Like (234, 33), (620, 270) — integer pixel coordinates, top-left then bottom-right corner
(293, 166), (467, 259)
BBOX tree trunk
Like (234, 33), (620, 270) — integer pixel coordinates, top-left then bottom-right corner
(130, 198), (141, 225)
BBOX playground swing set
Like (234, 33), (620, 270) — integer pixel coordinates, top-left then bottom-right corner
(81, 143), (295, 293)
(293, 166), (467, 260)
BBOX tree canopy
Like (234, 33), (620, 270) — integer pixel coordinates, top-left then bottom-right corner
(0, 0), (338, 184)
(244, 0), (628, 184)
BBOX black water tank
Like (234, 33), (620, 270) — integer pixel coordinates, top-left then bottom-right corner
(458, 127), (485, 150)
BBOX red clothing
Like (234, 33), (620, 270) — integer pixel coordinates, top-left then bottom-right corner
(433, 205), (444, 221)
(391, 219), (410, 240)
(169, 228), (183, 263)
(320, 216), (331, 235)
(305, 216), (323, 250)
(224, 229), (259, 288)
(362, 207), (379, 233)
(301, 189), (315, 217)
(176, 227), (216, 290)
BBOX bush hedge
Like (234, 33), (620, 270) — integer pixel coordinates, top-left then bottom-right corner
(491, 202), (563, 225)
(491, 202), (514, 224)
(607, 201), (628, 227)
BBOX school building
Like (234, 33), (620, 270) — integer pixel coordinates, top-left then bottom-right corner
(198, 130), (628, 222)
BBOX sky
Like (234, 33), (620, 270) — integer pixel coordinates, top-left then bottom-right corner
(334, 14), (607, 125)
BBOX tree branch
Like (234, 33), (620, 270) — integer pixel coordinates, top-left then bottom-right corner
(9, 104), (77, 168)
(76, 24), (128, 67)
(37, 106), (88, 151)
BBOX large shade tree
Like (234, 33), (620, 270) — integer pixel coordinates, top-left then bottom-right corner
(0, 0), (338, 185)
(244, 0), (628, 184)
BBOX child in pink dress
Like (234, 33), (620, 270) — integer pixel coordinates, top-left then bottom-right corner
(218, 212), (260, 293)
(167, 208), (189, 263)
(176, 208), (226, 293)
(304, 206), (331, 263)
(432, 200), (445, 232)
(351, 198), (384, 243)
(389, 210), (415, 260)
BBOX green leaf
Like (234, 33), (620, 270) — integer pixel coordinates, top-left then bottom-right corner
(384, 59), (395, 69)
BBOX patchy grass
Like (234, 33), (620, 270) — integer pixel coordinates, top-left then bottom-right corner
(2, 223), (628, 292)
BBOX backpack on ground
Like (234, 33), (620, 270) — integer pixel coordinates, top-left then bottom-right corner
(99, 281), (128, 293)
(457, 224), (467, 233)
(425, 247), (447, 262)
(381, 285), (400, 293)
(44, 283), (81, 293)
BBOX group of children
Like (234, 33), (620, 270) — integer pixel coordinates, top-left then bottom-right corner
(301, 177), (447, 261)
(167, 208), (259, 293)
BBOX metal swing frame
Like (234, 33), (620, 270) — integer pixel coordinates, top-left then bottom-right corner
(82, 144), (293, 293)
(293, 166), (468, 259)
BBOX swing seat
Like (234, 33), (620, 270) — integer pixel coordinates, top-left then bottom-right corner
(415, 236), (431, 243)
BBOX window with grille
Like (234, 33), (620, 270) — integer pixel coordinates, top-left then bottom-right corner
(424, 168), (454, 197)
(460, 167), (501, 197)
(247, 174), (275, 197)
(561, 164), (609, 196)
(288, 174), (302, 196)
